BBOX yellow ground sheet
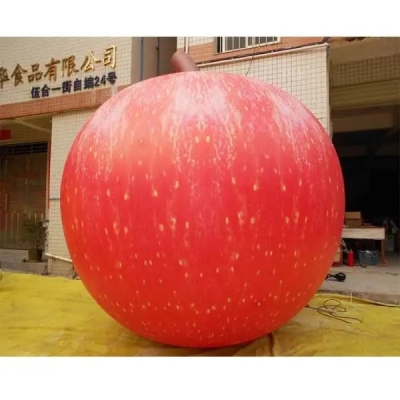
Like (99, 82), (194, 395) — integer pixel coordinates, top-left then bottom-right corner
(1, 272), (399, 356)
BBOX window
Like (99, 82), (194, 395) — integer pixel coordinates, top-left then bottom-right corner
(215, 37), (280, 54)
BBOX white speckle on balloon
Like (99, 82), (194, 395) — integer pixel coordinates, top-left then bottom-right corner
(195, 136), (200, 143)
(119, 274), (123, 280)
(174, 181), (179, 189)
(185, 221), (189, 229)
(299, 179), (303, 186)
(211, 305), (216, 311)
(272, 269), (276, 275)
(242, 298), (246, 303)
(250, 217), (256, 224)
(225, 217), (229, 224)
(285, 216), (290, 224)
(159, 224), (164, 231)
(184, 272), (189, 278)
(124, 227), (128, 234)
(142, 279), (146, 285)
(256, 270), (261, 275)
(117, 261), (122, 268)
(137, 160), (142, 166)
(124, 193), (129, 200)
(109, 275), (113, 280)
(205, 136), (210, 143)
(216, 268), (220, 273)
(199, 272), (203, 278)
(206, 309), (211, 314)
(152, 190), (158, 197)
(274, 168), (278, 174)
(227, 297), (232, 303)
(281, 184), (286, 192)
(231, 177), (236, 185)
(113, 222), (119, 235)
(253, 182), (259, 191)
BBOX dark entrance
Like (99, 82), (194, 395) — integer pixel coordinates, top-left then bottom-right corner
(0, 142), (48, 249)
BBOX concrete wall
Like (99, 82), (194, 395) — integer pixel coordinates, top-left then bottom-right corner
(131, 37), (176, 84)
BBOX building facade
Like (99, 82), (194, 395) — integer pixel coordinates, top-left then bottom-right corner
(0, 37), (177, 274)
(178, 37), (332, 134)
(0, 37), (399, 275)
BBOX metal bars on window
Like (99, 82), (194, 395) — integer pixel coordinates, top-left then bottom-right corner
(215, 37), (279, 53)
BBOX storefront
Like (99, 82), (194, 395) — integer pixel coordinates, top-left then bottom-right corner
(0, 37), (176, 274)
(329, 37), (400, 263)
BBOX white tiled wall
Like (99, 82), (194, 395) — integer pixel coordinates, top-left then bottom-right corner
(200, 46), (330, 132)
(0, 37), (133, 105)
(48, 109), (95, 275)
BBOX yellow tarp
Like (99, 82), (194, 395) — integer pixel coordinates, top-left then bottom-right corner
(1, 272), (399, 356)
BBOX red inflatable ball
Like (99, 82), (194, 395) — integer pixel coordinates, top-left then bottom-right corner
(60, 72), (344, 348)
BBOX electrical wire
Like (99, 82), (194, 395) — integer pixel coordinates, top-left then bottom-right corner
(245, 37), (261, 76)
(305, 298), (363, 324)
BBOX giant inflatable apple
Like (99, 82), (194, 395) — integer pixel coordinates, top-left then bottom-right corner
(60, 72), (344, 348)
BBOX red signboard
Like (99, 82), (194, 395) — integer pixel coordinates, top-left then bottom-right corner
(0, 129), (11, 140)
